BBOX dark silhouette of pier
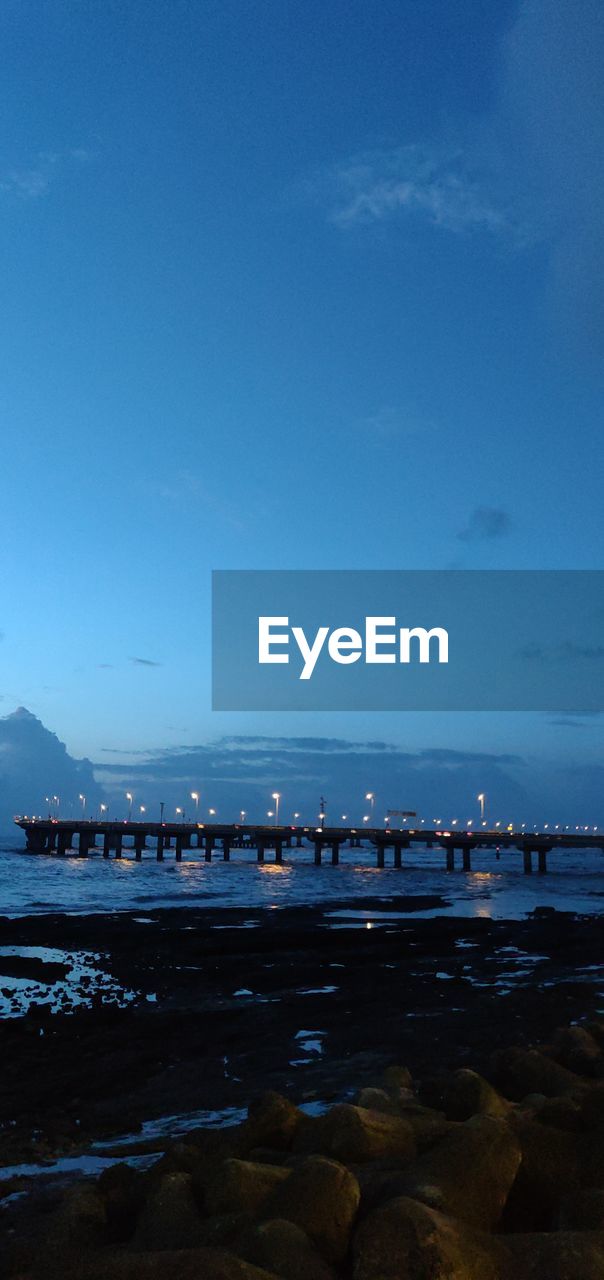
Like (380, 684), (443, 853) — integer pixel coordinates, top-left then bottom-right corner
(14, 818), (604, 874)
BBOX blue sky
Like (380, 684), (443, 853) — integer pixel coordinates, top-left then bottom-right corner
(0, 0), (602, 812)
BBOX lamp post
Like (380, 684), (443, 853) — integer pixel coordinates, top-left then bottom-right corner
(191, 791), (199, 818)
(366, 792), (375, 822)
(79, 793), (86, 817)
(319, 797), (326, 830)
(240, 809), (246, 823)
(126, 792), (133, 822)
(272, 792), (280, 825)
(99, 802), (107, 820)
(160, 801), (165, 823)
(477, 793), (486, 823)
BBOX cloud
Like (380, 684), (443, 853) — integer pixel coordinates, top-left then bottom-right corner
(457, 506), (511, 542)
(0, 148), (91, 200)
(130, 656), (162, 668)
(520, 642), (604, 663)
(320, 146), (508, 236)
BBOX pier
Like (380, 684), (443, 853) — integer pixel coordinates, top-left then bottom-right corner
(13, 818), (604, 873)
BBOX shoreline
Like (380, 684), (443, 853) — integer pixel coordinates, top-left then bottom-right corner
(1, 898), (603, 1173)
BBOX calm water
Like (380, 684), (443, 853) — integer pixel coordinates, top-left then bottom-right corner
(1, 834), (603, 920)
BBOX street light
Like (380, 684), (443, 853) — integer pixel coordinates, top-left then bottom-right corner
(477, 793), (486, 822)
(99, 802), (107, 820)
(240, 809), (246, 823)
(208, 808), (216, 817)
(366, 792), (375, 820)
(191, 791), (199, 817)
(272, 792), (280, 825)
(176, 807), (183, 821)
(139, 805), (146, 816)
(79, 793), (86, 817)
(293, 812), (300, 823)
(126, 792), (133, 821)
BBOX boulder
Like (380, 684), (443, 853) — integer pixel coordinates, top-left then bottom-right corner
(503, 1116), (579, 1230)
(536, 1095), (583, 1132)
(97, 1163), (148, 1243)
(205, 1159), (291, 1217)
(42, 1184), (106, 1252)
(37, 1247), (280, 1280)
(355, 1087), (399, 1115)
(243, 1218), (336, 1280)
(442, 1069), (511, 1121)
(243, 1093), (303, 1152)
(382, 1065), (414, 1092)
(551, 1026), (602, 1077)
(352, 1194), (502, 1280)
(500, 1231), (604, 1280)
(262, 1155), (360, 1264)
(130, 1171), (204, 1252)
(293, 1104), (416, 1164)
(559, 1188), (604, 1230)
(579, 1082), (604, 1128)
(491, 1047), (583, 1100)
(396, 1114), (522, 1230)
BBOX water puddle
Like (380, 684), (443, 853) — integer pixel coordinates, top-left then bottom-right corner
(0, 946), (140, 1018)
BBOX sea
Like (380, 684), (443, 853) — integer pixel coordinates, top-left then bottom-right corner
(1, 832), (603, 921)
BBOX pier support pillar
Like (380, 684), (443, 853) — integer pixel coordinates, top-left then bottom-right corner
(103, 833), (112, 858)
(223, 839), (231, 862)
(275, 840), (283, 864)
(175, 835), (183, 862)
(296, 835), (303, 847)
(257, 842), (265, 863)
(523, 849), (532, 874)
(462, 846), (472, 872)
(376, 846), (385, 868)
(538, 849), (548, 874)
(331, 841), (339, 866)
(394, 846), (402, 869)
(156, 834), (164, 861)
(205, 837), (214, 863)
(134, 835), (145, 861)
(114, 834), (123, 859)
(78, 831), (91, 857)
(446, 847), (455, 871)
(57, 830), (70, 855)
(314, 842), (322, 865)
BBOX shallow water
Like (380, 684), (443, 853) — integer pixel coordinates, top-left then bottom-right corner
(1, 836), (603, 920)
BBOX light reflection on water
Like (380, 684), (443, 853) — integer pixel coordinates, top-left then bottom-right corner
(0, 838), (603, 921)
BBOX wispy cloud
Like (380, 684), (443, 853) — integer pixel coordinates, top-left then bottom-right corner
(316, 146), (508, 236)
(130, 656), (162, 668)
(457, 506), (511, 542)
(0, 148), (91, 200)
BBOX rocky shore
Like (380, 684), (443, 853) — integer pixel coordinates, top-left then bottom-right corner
(1, 899), (604, 1276)
(4, 1019), (604, 1277)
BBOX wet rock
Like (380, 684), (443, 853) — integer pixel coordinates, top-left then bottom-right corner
(382, 1065), (413, 1092)
(97, 1162), (147, 1243)
(205, 1158), (291, 1217)
(130, 1171), (204, 1251)
(442, 1069), (511, 1121)
(293, 1103), (416, 1164)
(536, 1095), (583, 1132)
(551, 1026), (602, 1077)
(243, 1218), (336, 1280)
(262, 1154), (360, 1264)
(396, 1114), (522, 1230)
(352, 1194), (501, 1280)
(578, 1081), (604, 1128)
(491, 1047), (583, 1100)
(354, 1087), (399, 1115)
(43, 1184), (107, 1251)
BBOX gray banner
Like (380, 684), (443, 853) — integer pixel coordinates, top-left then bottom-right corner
(212, 570), (604, 711)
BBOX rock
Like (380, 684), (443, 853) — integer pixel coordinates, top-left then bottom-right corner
(97, 1163), (147, 1243)
(536, 1096), (583, 1132)
(355, 1087), (399, 1115)
(43, 1184), (106, 1251)
(491, 1047), (583, 1100)
(551, 1026), (602, 1077)
(243, 1093), (303, 1152)
(353, 1194), (502, 1280)
(442, 1069), (510, 1121)
(503, 1116), (580, 1230)
(38, 1247), (280, 1280)
(262, 1155), (360, 1264)
(382, 1065), (413, 1092)
(394, 1102), (451, 1151)
(205, 1159), (291, 1217)
(130, 1171), (204, 1251)
(559, 1188), (604, 1229)
(579, 1082), (604, 1128)
(293, 1104), (416, 1164)
(244, 1218), (336, 1280)
(500, 1231), (604, 1280)
(197, 1211), (256, 1251)
(397, 1114), (522, 1230)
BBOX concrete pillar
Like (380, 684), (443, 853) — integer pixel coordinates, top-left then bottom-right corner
(175, 835), (183, 862)
(197, 830), (204, 848)
(103, 832), (112, 858)
(78, 831), (91, 857)
(394, 846), (402, 869)
(296, 835), (303, 847)
(538, 848), (548, 874)
(523, 848), (532, 874)
(377, 845), (385, 868)
(57, 830), (70, 855)
(47, 829), (57, 851)
(223, 838), (231, 862)
(462, 846), (472, 872)
(331, 841), (339, 866)
(134, 834), (145, 861)
(205, 837), (214, 863)
(314, 841), (322, 865)
(156, 833), (164, 861)
(257, 841), (265, 863)
(446, 846), (455, 871)
(275, 840), (283, 864)
(114, 833), (123, 859)
(164, 835), (171, 849)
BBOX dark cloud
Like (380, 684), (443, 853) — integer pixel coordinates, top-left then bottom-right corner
(130, 656), (162, 667)
(457, 506), (511, 542)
